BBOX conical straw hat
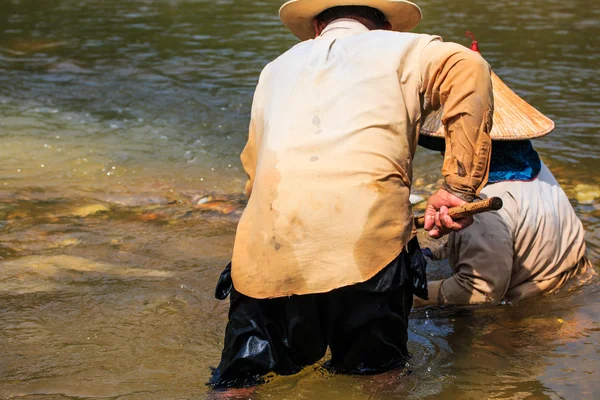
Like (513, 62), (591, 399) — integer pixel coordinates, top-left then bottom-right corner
(420, 37), (554, 140)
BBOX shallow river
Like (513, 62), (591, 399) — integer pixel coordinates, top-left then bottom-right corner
(1, 0), (599, 399)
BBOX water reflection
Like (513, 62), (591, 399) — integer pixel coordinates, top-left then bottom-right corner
(0, 0), (599, 398)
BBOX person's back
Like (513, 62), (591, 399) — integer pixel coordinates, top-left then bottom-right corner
(473, 162), (592, 302)
(420, 158), (595, 306)
(233, 20), (491, 299)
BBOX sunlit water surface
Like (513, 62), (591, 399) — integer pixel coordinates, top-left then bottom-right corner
(1, 0), (599, 399)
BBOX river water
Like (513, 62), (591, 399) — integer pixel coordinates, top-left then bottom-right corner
(0, 0), (598, 399)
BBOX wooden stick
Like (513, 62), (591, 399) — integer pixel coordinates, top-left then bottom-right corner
(414, 197), (503, 229)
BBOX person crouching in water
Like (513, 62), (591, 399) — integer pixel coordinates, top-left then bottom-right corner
(414, 133), (596, 307)
(209, 0), (494, 389)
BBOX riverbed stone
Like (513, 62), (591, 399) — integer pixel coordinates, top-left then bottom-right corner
(0, 255), (172, 294)
(574, 184), (600, 204)
(409, 194), (426, 205)
(71, 204), (110, 217)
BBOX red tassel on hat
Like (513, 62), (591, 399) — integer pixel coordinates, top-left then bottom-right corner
(465, 31), (480, 53)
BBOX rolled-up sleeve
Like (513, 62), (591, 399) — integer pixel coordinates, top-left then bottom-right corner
(420, 40), (494, 201)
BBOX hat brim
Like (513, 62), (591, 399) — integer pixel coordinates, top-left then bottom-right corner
(421, 71), (555, 140)
(279, 0), (422, 41)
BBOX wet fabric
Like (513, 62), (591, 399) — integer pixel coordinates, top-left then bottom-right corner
(421, 162), (595, 306)
(232, 19), (493, 299)
(209, 238), (426, 388)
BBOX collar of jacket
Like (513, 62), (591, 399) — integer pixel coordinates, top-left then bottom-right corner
(320, 18), (370, 38)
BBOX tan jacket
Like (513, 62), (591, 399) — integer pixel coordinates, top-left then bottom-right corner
(423, 162), (595, 306)
(232, 19), (493, 299)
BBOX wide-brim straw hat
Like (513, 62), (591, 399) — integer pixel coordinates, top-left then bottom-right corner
(421, 70), (555, 140)
(279, 0), (422, 41)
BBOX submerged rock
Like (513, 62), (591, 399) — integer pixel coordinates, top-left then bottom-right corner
(574, 184), (600, 204)
(140, 212), (161, 221)
(4, 39), (68, 55)
(98, 193), (172, 207)
(194, 195), (243, 215)
(195, 200), (237, 215)
(71, 204), (110, 217)
(51, 238), (82, 248)
(0, 244), (17, 260)
(0, 255), (172, 294)
(409, 194), (426, 205)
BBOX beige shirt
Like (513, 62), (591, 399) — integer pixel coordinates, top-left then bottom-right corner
(232, 19), (493, 299)
(423, 162), (595, 305)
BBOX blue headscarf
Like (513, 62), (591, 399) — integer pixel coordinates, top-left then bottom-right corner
(488, 140), (541, 183)
(418, 136), (541, 183)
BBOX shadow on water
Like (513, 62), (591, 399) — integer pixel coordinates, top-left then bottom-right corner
(0, 0), (599, 399)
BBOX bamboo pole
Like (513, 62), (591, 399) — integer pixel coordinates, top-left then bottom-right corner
(414, 197), (503, 229)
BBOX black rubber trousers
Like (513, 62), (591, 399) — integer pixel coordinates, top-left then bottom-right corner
(209, 237), (428, 388)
